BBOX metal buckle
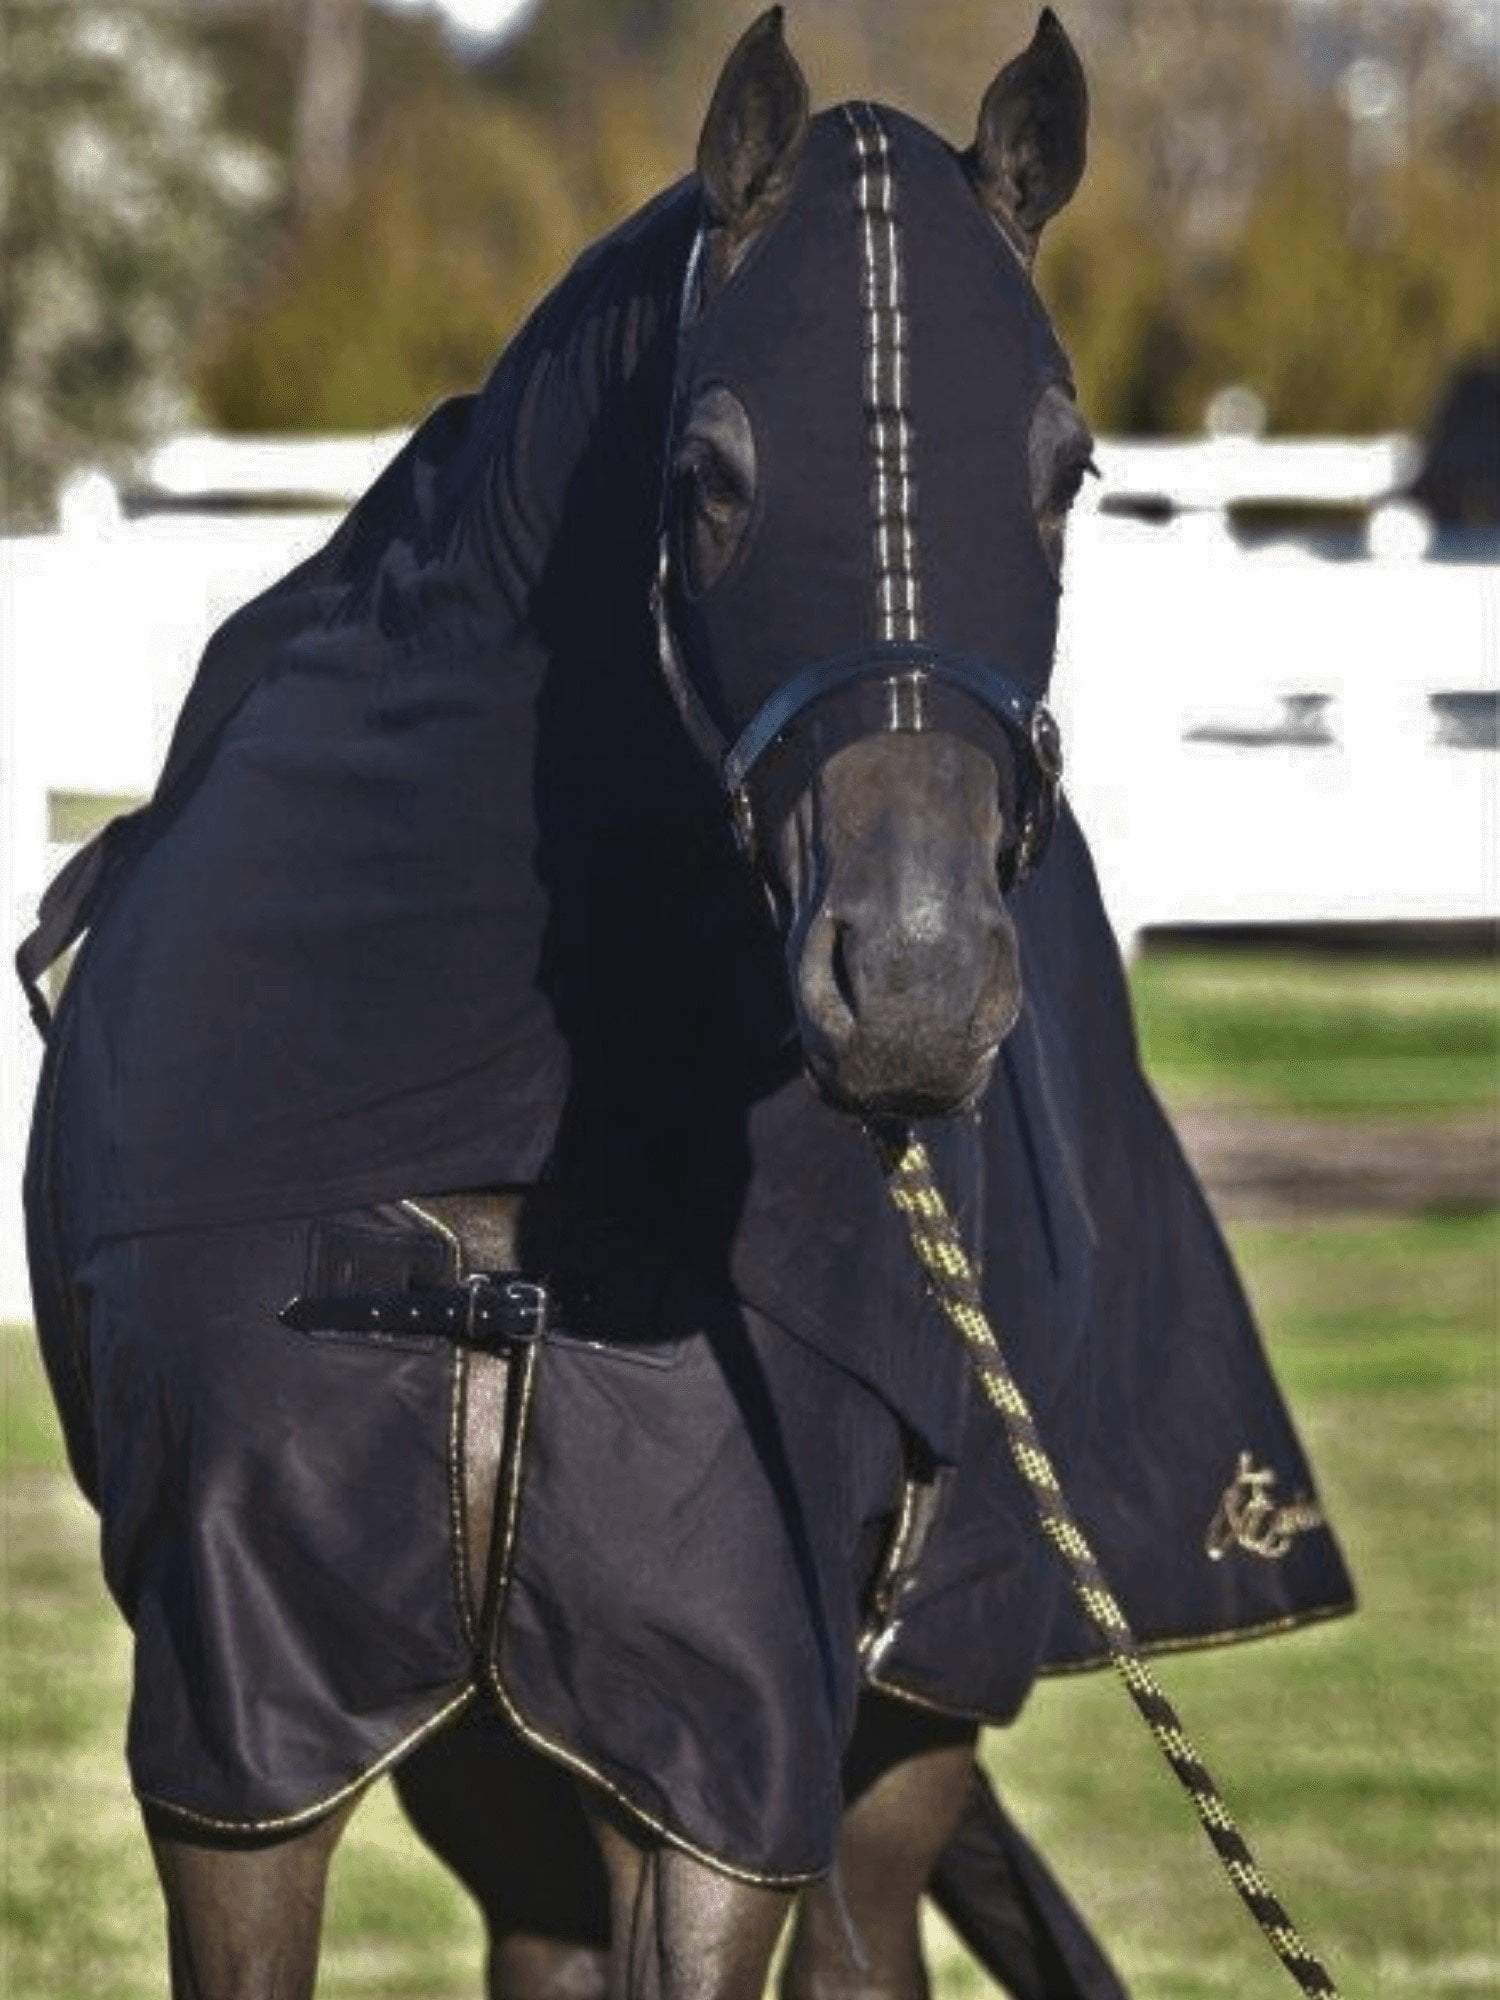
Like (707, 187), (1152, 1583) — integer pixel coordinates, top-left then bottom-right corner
(501, 1278), (548, 1341)
(1030, 702), (1063, 782)
(463, 1273), (547, 1348)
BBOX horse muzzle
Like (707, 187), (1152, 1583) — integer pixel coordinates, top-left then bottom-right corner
(794, 895), (1021, 1119)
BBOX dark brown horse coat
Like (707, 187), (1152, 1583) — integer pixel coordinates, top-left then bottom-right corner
(23, 111), (1353, 1883)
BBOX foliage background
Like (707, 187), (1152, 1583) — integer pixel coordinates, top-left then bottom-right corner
(0, 0), (276, 526)
(2, 0), (1497, 526)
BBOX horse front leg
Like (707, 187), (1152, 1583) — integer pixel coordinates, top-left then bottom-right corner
(587, 1807), (793, 2000)
(780, 1697), (977, 2000)
(146, 1800), (356, 2000)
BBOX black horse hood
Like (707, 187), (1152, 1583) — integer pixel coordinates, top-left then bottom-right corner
(669, 105), (1071, 743)
(32, 108), (1333, 1523)
(39, 142), (1095, 1455)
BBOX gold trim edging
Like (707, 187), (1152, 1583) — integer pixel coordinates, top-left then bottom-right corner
(447, 1344), (475, 1643)
(867, 1596), (1357, 1722)
(1037, 1596), (1357, 1677)
(482, 1342), (817, 1891)
(134, 1223), (812, 1879)
(135, 1686), (477, 1836)
(398, 1199), (477, 1649)
(139, 1199), (485, 1839)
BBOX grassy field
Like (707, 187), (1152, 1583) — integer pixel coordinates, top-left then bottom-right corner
(1132, 949), (1500, 1119)
(2, 950), (1496, 1998)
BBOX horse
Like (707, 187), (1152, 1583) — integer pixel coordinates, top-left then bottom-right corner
(21, 9), (1352, 1996)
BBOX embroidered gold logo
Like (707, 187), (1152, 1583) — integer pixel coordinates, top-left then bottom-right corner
(1206, 1451), (1325, 1562)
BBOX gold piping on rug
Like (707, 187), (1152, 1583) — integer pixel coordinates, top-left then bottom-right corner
(135, 1685), (477, 1836)
(481, 1345), (817, 1890)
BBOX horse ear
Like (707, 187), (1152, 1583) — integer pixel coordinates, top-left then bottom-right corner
(966, 9), (1088, 259)
(697, 8), (810, 243)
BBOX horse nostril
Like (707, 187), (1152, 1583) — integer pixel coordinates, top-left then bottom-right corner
(830, 923), (858, 1020)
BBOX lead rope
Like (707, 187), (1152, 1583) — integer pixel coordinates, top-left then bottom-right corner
(875, 1129), (1341, 2000)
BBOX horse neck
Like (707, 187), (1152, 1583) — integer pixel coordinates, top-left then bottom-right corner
(517, 186), (718, 826)
(503, 180), (697, 649)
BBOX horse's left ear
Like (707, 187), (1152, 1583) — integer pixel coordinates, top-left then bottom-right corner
(697, 8), (810, 250)
(966, 9), (1088, 260)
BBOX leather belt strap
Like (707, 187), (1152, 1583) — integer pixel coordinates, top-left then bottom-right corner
(279, 1273), (547, 1351)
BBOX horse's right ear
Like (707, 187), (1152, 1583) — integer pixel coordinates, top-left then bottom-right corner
(966, 9), (1088, 262)
(697, 8), (809, 248)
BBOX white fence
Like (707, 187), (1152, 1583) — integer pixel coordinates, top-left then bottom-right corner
(2, 433), (1495, 1319)
(2, 498), (341, 1325)
(1054, 505), (1497, 945)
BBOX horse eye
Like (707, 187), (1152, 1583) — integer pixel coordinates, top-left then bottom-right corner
(689, 452), (742, 522)
(1027, 383), (1094, 579)
(672, 387), (756, 598)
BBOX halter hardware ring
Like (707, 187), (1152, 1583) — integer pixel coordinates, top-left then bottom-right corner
(731, 786), (757, 856)
(1030, 702), (1063, 782)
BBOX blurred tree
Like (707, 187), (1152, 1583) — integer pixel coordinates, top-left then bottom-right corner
(292, 0), (367, 217)
(182, 0), (1498, 440)
(0, 0), (278, 528)
(1038, 0), (1498, 432)
(1040, 133), (1190, 434)
(197, 90), (584, 429)
(191, 0), (460, 167)
(1181, 103), (1500, 434)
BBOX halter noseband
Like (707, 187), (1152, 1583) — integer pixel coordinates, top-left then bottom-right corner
(652, 558), (1064, 886)
(721, 641), (1063, 884)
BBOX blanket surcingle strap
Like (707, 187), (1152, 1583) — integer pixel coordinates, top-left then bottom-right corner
(279, 1275), (548, 1349)
(876, 1129), (1341, 2000)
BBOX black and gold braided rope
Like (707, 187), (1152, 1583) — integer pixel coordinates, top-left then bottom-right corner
(877, 1130), (1340, 2000)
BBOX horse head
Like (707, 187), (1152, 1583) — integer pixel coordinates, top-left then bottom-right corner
(658, 7), (1094, 1121)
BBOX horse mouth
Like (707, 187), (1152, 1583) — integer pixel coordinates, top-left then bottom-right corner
(797, 1038), (1001, 1124)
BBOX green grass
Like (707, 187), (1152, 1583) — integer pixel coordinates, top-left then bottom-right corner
(1131, 950), (1500, 1118)
(45, 793), (144, 848)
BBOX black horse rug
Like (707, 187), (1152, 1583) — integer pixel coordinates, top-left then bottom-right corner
(22, 86), (1353, 1884)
